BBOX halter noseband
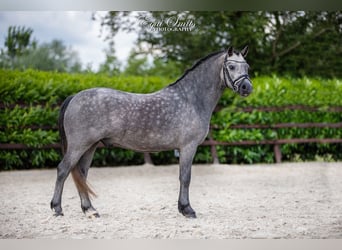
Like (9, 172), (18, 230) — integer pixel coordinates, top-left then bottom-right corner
(223, 54), (250, 92)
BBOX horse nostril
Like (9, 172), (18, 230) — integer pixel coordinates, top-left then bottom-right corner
(239, 79), (252, 96)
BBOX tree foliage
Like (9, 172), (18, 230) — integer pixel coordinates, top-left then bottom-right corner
(97, 41), (121, 76)
(0, 26), (82, 73)
(122, 51), (182, 79)
(98, 11), (342, 78)
(4, 26), (35, 58)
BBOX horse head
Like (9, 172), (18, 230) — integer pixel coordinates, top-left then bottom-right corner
(222, 45), (253, 97)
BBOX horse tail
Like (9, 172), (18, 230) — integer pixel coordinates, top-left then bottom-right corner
(58, 95), (74, 155)
(72, 166), (97, 198)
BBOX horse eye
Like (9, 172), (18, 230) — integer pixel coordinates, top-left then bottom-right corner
(228, 65), (235, 70)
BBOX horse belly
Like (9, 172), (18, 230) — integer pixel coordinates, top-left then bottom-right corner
(104, 127), (177, 152)
(104, 107), (206, 152)
(108, 101), (181, 151)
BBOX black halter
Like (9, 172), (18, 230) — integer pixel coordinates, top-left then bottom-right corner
(223, 54), (250, 92)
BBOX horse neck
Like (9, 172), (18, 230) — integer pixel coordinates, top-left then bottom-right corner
(170, 53), (225, 117)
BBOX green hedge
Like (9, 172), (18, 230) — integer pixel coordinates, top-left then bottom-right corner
(213, 76), (342, 163)
(0, 70), (341, 169)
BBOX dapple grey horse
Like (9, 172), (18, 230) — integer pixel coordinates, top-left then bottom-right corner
(51, 46), (252, 218)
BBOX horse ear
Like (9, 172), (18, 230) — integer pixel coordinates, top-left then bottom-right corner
(241, 45), (249, 58)
(227, 46), (234, 57)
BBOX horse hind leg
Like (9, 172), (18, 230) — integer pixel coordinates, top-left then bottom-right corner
(50, 151), (82, 216)
(72, 143), (100, 218)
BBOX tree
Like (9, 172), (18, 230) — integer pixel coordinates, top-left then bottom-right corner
(9, 39), (82, 72)
(97, 41), (121, 76)
(97, 11), (269, 73)
(122, 50), (150, 76)
(97, 11), (342, 78)
(122, 48), (182, 78)
(267, 11), (342, 77)
(4, 26), (35, 58)
(0, 26), (36, 69)
(146, 57), (182, 79)
(0, 26), (83, 73)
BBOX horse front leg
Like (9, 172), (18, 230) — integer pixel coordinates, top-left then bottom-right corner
(178, 144), (198, 218)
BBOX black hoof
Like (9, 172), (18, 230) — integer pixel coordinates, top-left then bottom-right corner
(53, 212), (64, 217)
(50, 201), (64, 216)
(178, 202), (197, 218)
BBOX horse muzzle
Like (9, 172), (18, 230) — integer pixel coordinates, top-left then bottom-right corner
(238, 78), (253, 97)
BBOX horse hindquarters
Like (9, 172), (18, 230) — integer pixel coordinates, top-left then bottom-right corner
(51, 94), (99, 217)
(51, 96), (76, 216)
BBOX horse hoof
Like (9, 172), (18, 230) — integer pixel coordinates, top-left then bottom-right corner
(53, 212), (64, 217)
(85, 210), (100, 219)
(178, 203), (197, 218)
(50, 201), (64, 216)
(184, 211), (197, 218)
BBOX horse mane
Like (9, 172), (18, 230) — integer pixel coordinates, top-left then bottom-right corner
(168, 50), (226, 87)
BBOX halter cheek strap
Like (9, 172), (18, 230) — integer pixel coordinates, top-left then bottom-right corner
(223, 55), (250, 92)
